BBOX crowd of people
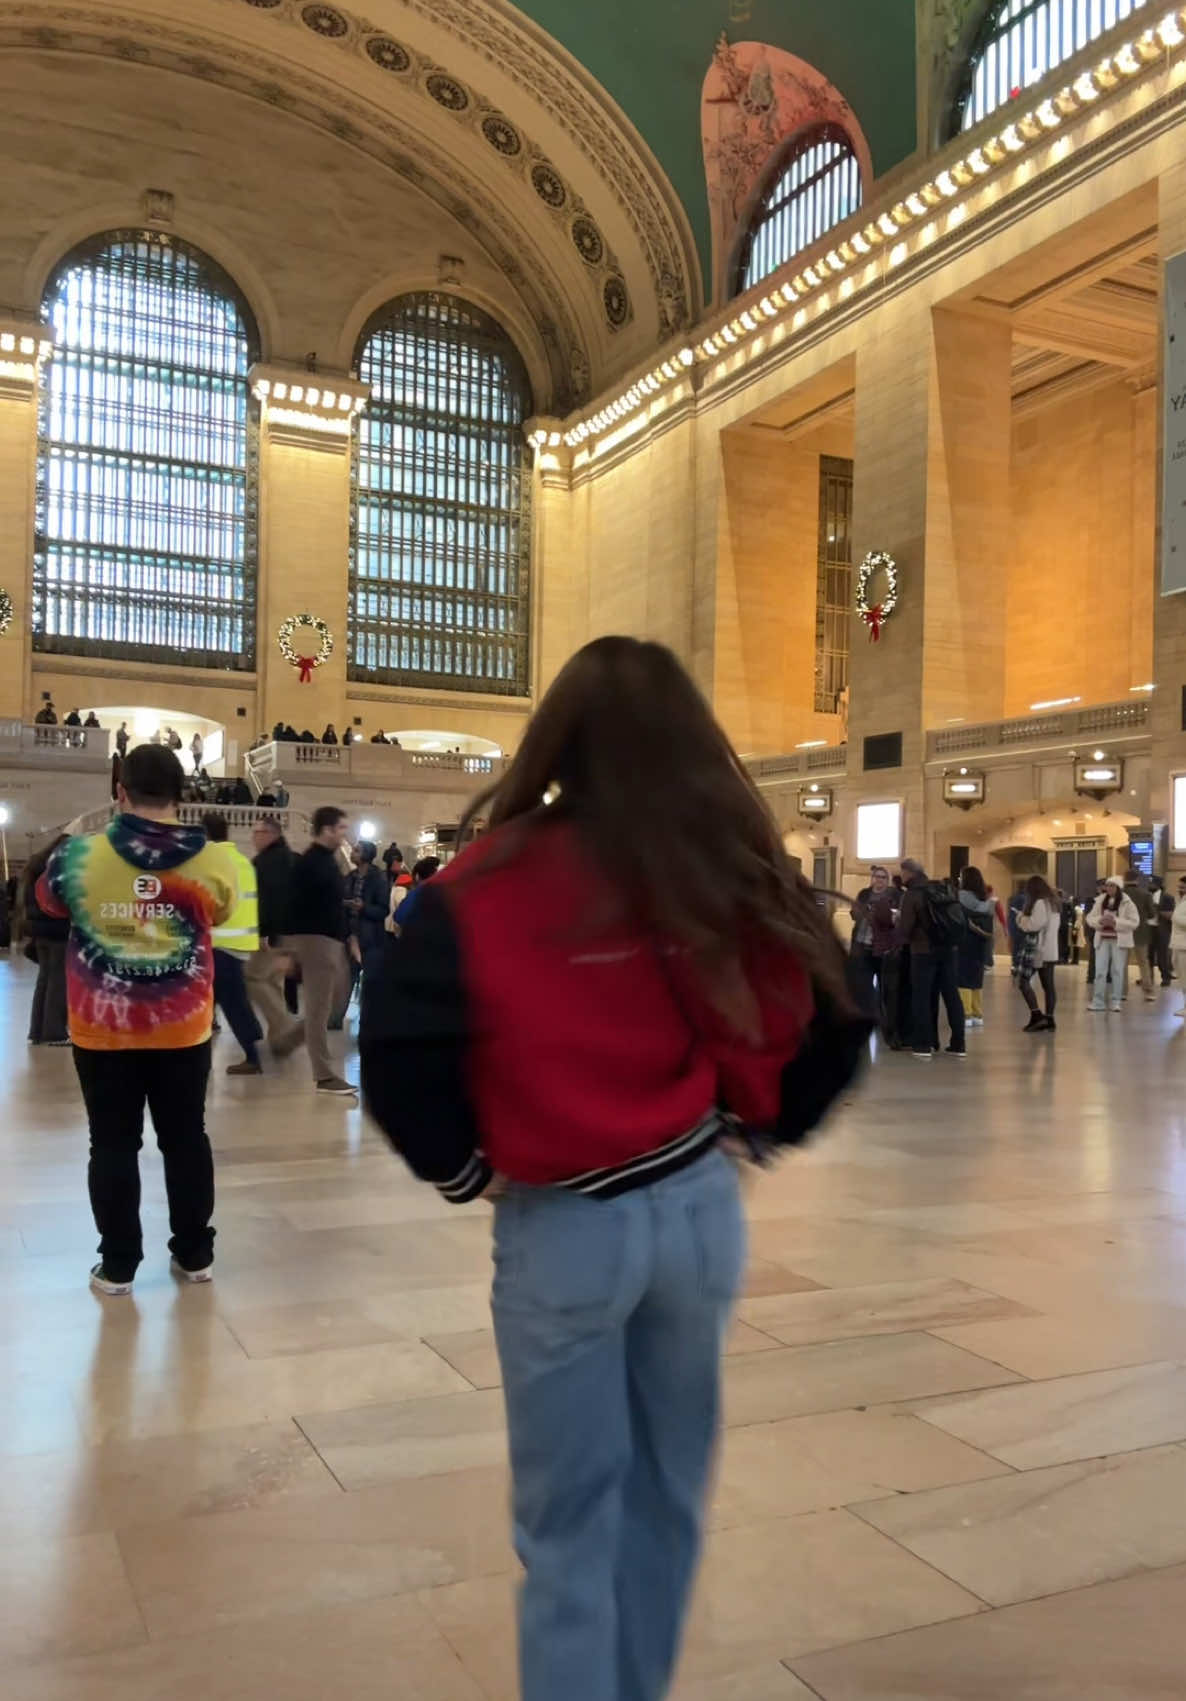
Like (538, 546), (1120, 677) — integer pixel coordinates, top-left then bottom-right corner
(263, 721), (403, 747)
(849, 858), (1185, 1055)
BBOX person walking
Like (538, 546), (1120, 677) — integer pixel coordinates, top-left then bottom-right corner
(897, 859), (966, 1060)
(384, 845), (414, 931)
(346, 839), (389, 979)
(361, 635), (869, 1701)
(23, 834), (70, 1045)
(201, 813), (264, 1077)
(956, 865), (996, 1027)
(1014, 874), (1060, 1032)
(1087, 875), (1140, 1013)
(1125, 872), (1159, 1002)
(35, 743), (233, 1296)
(283, 806), (355, 1097)
(244, 816), (305, 1057)
(190, 731), (204, 773)
(1171, 875), (1186, 1015)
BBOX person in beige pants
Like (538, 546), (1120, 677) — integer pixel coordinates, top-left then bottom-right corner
(282, 807), (356, 1097)
(246, 818), (304, 1059)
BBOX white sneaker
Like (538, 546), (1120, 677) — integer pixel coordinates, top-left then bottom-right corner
(911, 1050), (933, 1061)
(170, 1257), (214, 1284)
(90, 1263), (134, 1297)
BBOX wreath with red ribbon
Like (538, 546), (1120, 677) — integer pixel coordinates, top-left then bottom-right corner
(277, 613), (333, 683)
(856, 552), (898, 643)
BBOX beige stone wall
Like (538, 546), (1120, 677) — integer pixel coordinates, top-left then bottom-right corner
(1009, 380), (1155, 713)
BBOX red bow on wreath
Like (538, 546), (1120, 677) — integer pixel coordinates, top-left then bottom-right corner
(296, 656), (317, 684)
(864, 605), (885, 643)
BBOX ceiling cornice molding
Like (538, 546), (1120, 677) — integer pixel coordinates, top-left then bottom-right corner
(0, 0), (600, 406)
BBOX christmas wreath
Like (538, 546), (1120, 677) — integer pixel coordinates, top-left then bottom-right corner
(277, 613), (333, 683)
(856, 551), (898, 643)
(0, 588), (12, 635)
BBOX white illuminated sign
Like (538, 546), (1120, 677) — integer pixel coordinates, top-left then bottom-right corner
(1174, 775), (1186, 851)
(856, 801), (902, 862)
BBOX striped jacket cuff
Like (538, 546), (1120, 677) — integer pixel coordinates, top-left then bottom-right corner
(436, 1152), (494, 1203)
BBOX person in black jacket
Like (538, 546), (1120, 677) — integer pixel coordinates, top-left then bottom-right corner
(244, 817), (303, 1060)
(321, 723), (339, 745)
(335, 839), (389, 1024)
(23, 834), (71, 1044)
(282, 807), (354, 1096)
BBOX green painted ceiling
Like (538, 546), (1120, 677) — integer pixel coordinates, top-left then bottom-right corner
(513, 0), (919, 286)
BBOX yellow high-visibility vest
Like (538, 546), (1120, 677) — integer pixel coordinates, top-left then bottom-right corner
(210, 842), (260, 952)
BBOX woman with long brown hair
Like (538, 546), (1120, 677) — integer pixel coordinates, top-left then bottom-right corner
(361, 636), (867, 1701)
(1015, 872), (1061, 1032)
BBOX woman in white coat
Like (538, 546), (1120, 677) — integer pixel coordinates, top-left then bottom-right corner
(1087, 874), (1140, 1013)
(1015, 875), (1062, 1032)
(1171, 874), (1186, 1016)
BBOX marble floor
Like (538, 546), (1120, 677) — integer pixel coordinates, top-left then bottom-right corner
(3, 954), (1186, 1699)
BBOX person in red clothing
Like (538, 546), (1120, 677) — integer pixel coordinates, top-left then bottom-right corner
(361, 636), (868, 1701)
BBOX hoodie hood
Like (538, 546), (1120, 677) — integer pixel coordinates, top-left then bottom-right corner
(107, 812), (207, 871)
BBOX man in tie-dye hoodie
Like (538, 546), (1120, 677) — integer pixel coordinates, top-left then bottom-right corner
(38, 743), (234, 1296)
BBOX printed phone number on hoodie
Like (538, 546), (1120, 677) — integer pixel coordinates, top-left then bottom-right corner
(98, 902), (179, 921)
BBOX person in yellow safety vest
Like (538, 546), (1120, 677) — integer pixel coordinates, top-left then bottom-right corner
(201, 813), (265, 1078)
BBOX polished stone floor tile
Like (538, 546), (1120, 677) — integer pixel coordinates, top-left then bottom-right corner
(680, 1508), (983, 1675)
(0, 1531), (146, 1667)
(0, 1419), (338, 1539)
(670, 1667), (819, 1700)
(933, 1300), (1186, 1378)
(711, 1407), (1011, 1527)
(791, 1561), (1186, 1698)
(221, 1298), (399, 1358)
(115, 1463), (513, 1637)
(852, 1444), (1186, 1605)
(737, 1274), (1032, 1347)
(297, 1387), (508, 1487)
(913, 1361), (1186, 1468)
(3, 1594), (486, 1701)
(723, 1332), (1021, 1428)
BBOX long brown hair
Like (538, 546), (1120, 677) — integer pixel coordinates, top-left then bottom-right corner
(460, 636), (852, 1029)
(1023, 873), (1055, 916)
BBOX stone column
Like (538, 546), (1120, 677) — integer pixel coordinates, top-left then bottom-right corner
(846, 302), (1011, 874)
(252, 366), (368, 739)
(1154, 163), (1186, 862)
(527, 419), (577, 698)
(0, 319), (52, 720)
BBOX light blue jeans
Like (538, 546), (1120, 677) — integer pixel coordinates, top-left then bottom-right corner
(491, 1147), (745, 1701)
(1090, 938), (1129, 1010)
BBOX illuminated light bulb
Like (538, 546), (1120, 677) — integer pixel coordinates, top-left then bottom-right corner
(780, 281), (798, 302)
(1036, 99), (1061, 128)
(1114, 43), (1142, 74)
(1074, 70), (1100, 100)
(968, 146), (992, 171)
(254, 377), (271, 398)
(1158, 14), (1185, 47)
(272, 381), (288, 400)
(548, 431), (562, 446)
(889, 241), (908, 268)
(289, 384), (304, 404)
(803, 265), (821, 287)
(337, 393), (352, 410)
(906, 192), (927, 218)
(321, 389), (336, 409)
(18, 335), (34, 354)
(305, 387), (320, 407)
(1095, 56), (1119, 88)
(679, 346), (694, 366)
(850, 231), (871, 254)
(825, 250), (845, 272)
(0, 332), (13, 351)
(739, 310), (756, 330)
(1001, 122), (1025, 150)
(877, 212), (898, 237)
(935, 170), (958, 197)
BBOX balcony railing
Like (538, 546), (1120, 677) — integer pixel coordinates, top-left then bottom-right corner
(0, 720), (109, 761)
(746, 745), (848, 783)
(927, 699), (1150, 760)
(245, 740), (504, 794)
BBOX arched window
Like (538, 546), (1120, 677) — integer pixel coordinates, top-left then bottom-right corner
(955, 0), (1152, 131)
(35, 231), (258, 667)
(734, 125), (863, 297)
(350, 292), (532, 695)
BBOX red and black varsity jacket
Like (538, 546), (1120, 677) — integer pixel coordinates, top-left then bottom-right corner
(360, 820), (862, 1203)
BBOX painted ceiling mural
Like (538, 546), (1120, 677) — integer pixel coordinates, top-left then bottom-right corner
(701, 38), (872, 302)
(509, 0), (918, 284)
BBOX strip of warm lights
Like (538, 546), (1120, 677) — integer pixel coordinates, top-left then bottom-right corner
(1029, 696), (1082, 710)
(560, 6), (1186, 453)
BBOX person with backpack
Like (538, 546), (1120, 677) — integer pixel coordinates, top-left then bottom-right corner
(955, 865), (996, 1027)
(361, 636), (870, 1701)
(1014, 874), (1061, 1032)
(896, 858), (966, 1060)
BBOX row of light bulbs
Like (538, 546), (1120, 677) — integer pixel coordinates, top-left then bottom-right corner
(551, 7), (1186, 457)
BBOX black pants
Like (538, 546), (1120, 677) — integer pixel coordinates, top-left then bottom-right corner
(28, 938), (68, 1042)
(910, 949), (965, 1054)
(847, 945), (878, 1018)
(73, 1042), (214, 1282)
(1019, 962), (1057, 1018)
(213, 949), (263, 1065)
(877, 948), (909, 1048)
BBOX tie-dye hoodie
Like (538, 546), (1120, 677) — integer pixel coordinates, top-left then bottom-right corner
(37, 814), (234, 1051)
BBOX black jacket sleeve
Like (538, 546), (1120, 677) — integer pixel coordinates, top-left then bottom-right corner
(359, 884), (491, 1203)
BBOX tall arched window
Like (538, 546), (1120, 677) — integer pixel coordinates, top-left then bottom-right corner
(35, 231), (258, 668)
(955, 0), (1151, 131)
(734, 125), (863, 297)
(350, 293), (533, 695)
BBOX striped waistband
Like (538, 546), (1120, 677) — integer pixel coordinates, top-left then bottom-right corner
(555, 1111), (723, 1200)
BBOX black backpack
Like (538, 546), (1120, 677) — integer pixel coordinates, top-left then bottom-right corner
(921, 879), (968, 949)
